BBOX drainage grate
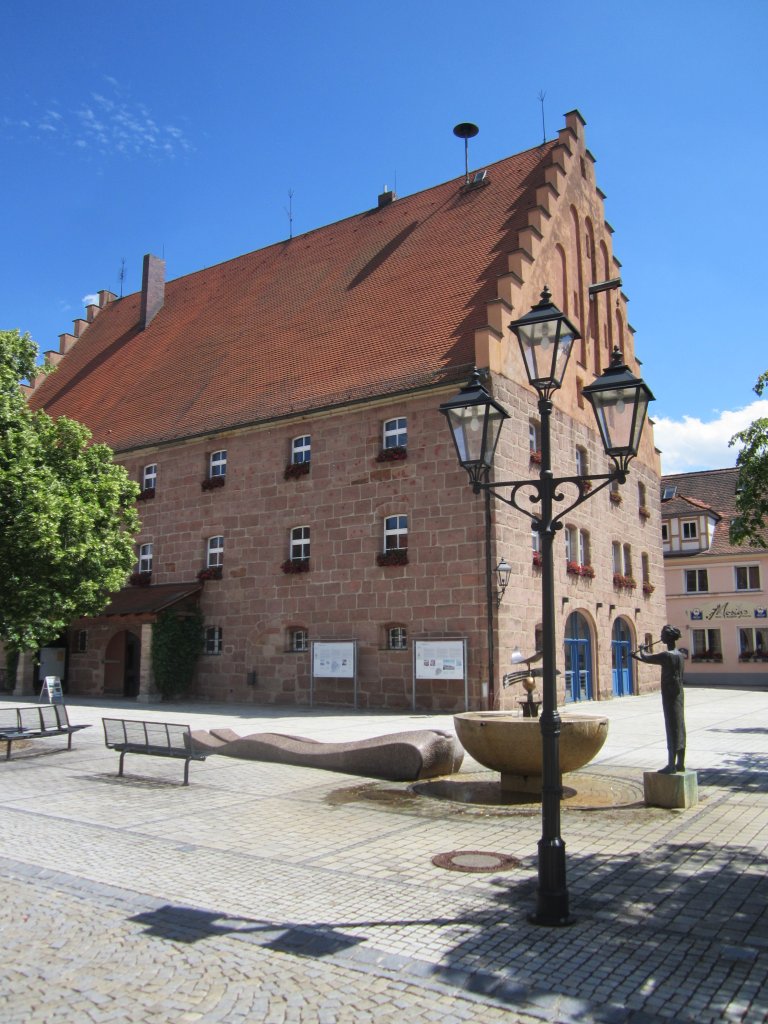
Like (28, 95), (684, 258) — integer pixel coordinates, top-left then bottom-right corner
(431, 850), (521, 873)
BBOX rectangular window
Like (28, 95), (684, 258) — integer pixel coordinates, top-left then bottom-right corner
(142, 464), (157, 490)
(623, 544), (632, 577)
(207, 536), (224, 567)
(290, 526), (310, 561)
(612, 541), (622, 575)
(138, 543), (153, 573)
(692, 628), (722, 659)
(383, 417), (407, 449)
(682, 520), (698, 540)
(204, 626), (223, 655)
(291, 436), (311, 465)
(209, 450), (227, 478)
(641, 552), (650, 584)
(735, 565), (760, 591)
(529, 420), (541, 454)
(579, 530), (590, 567)
(685, 569), (708, 593)
(388, 626), (408, 650)
(661, 523), (669, 542)
(531, 526), (540, 554)
(290, 628), (309, 652)
(384, 515), (408, 552)
(76, 629), (88, 654)
(575, 446), (588, 476)
(638, 482), (647, 509)
(565, 526), (576, 564)
(739, 627), (768, 658)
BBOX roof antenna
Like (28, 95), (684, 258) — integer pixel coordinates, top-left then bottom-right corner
(538, 90), (547, 144)
(285, 188), (294, 240)
(453, 122), (479, 185)
(118, 256), (126, 298)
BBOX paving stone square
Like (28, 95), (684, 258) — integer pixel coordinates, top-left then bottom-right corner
(1, 687), (766, 1022)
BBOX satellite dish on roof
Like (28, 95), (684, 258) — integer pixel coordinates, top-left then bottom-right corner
(453, 123), (479, 185)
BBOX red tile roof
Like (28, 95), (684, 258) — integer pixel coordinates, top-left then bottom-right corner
(30, 142), (557, 452)
(661, 467), (766, 556)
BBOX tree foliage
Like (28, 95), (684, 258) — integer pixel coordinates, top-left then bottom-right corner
(729, 370), (768, 549)
(0, 329), (140, 653)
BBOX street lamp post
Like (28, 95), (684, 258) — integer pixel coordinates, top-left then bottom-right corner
(440, 287), (654, 926)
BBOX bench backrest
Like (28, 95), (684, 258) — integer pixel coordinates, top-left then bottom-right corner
(103, 718), (191, 753)
(0, 704), (74, 733)
(0, 707), (22, 731)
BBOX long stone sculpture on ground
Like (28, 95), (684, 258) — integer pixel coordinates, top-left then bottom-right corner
(190, 728), (463, 781)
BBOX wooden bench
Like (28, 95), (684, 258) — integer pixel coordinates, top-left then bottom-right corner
(102, 718), (206, 785)
(0, 704), (91, 760)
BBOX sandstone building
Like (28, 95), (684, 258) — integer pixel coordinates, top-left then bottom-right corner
(22, 110), (667, 709)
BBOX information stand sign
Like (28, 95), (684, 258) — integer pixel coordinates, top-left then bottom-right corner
(40, 676), (64, 704)
(310, 641), (358, 708)
(412, 639), (468, 711)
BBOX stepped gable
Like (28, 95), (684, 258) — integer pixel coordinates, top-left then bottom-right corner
(29, 139), (560, 453)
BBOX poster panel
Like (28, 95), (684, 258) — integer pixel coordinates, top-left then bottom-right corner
(414, 640), (466, 680)
(312, 641), (356, 678)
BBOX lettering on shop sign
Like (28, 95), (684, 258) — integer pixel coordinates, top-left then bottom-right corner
(690, 601), (753, 622)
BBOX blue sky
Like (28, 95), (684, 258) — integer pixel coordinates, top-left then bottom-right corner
(3, 0), (767, 473)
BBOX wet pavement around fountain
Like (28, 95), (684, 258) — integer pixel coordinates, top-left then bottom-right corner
(1, 686), (766, 1023)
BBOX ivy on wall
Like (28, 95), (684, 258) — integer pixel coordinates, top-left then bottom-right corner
(151, 609), (204, 700)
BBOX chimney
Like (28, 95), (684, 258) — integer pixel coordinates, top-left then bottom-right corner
(378, 186), (396, 209)
(140, 254), (165, 329)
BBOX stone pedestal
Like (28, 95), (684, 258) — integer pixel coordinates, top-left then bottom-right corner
(643, 770), (698, 809)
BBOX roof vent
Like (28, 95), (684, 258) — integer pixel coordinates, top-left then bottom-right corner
(662, 484), (677, 501)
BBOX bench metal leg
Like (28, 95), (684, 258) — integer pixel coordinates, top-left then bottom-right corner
(183, 758), (190, 786)
(4, 740), (11, 762)
(119, 751), (126, 777)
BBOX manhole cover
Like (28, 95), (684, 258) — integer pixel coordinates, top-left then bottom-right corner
(432, 850), (521, 873)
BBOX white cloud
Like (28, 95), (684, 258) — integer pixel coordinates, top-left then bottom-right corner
(82, 294), (99, 307)
(653, 399), (768, 474)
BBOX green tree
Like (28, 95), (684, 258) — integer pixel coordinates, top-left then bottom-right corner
(729, 371), (768, 549)
(0, 329), (140, 668)
(151, 608), (204, 700)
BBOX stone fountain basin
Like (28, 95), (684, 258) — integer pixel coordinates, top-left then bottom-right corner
(454, 711), (609, 792)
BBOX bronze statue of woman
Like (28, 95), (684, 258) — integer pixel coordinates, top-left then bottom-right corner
(632, 625), (686, 773)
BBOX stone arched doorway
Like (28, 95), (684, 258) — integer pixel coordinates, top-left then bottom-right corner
(563, 611), (593, 703)
(611, 618), (635, 697)
(104, 630), (141, 698)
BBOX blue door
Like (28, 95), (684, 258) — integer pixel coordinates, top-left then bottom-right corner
(564, 612), (592, 702)
(611, 618), (633, 697)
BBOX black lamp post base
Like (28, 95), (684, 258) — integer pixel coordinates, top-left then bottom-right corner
(529, 837), (573, 926)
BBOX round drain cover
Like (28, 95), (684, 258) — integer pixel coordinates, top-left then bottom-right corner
(431, 850), (521, 873)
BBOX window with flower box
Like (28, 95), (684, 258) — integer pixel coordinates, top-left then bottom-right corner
(529, 420), (541, 464)
(140, 464), (157, 498)
(207, 536), (224, 568)
(738, 627), (768, 660)
(685, 569), (708, 594)
(290, 526), (310, 562)
(204, 626), (223, 655)
(735, 565), (760, 591)
(691, 628), (722, 662)
(383, 418), (407, 449)
(378, 515), (408, 566)
(138, 543), (153, 574)
(565, 527), (592, 577)
(292, 436), (311, 464)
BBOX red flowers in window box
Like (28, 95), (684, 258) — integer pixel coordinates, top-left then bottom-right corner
(137, 487), (155, 501)
(642, 581), (655, 595)
(202, 476), (226, 491)
(377, 550), (409, 567)
(376, 446), (408, 463)
(613, 573), (636, 590)
(532, 551), (542, 568)
(129, 571), (152, 586)
(639, 506), (651, 519)
(529, 450), (542, 465)
(567, 561), (594, 579)
(281, 558), (310, 574)
(197, 566), (223, 581)
(284, 462), (311, 480)
(609, 490), (623, 505)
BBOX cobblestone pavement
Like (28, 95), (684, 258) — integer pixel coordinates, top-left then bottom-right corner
(1, 687), (766, 1023)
